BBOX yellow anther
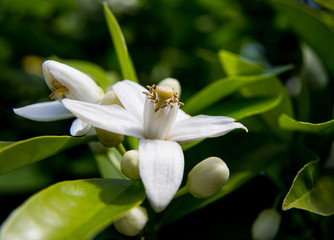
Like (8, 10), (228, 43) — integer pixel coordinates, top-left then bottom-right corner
(143, 84), (183, 112)
(49, 80), (68, 100)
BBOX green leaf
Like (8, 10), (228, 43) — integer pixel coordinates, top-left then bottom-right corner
(103, 3), (138, 82)
(279, 114), (334, 135)
(183, 74), (280, 115)
(0, 179), (145, 239)
(312, 0), (334, 11)
(269, 0), (334, 78)
(204, 96), (282, 120)
(218, 50), (294, 141)
(94, 147), (127, 179)
(283, 160), (334, 216)
(0, 164), (51, 194)
(0, 135), (95, 176)
(158, 142), (288, 227)
(218, 50), (265, 75)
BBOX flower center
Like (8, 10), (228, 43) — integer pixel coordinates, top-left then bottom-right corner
(142, 84), (183, 140)
(143, 84), (183, 112)
(49, 79), (68, 100)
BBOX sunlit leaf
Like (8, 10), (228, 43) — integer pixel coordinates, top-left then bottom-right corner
(279, 114), (334, 135)
(0, 135), (95, 176)
(103, 3), (138, 82)
(204, 96), (282, 120)
(269, 0), (334, 78)
(0, 179), (145, 239)
(283, 160), (334, 216)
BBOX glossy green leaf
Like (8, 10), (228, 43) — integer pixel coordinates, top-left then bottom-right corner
(269, 0), (334, 78)
(103, 3), (138, 82)
(312, 0), (334, 11)
(0, 179), (145, 239)
(0, 135), (95, 176)
(183, 74), (280, 115)
(94, 147), (127, 179)
(204, 96), (282, 120)
(283, 160), (334, 216)
(218, 50), (265, 75)
(279, 114), (334, 135)
(219, 51), (293, 141)
(158, 142), (288, 227)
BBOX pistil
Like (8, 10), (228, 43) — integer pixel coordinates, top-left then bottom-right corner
(143, 84), (183, 112)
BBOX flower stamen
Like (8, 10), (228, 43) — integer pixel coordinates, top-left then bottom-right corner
(143, 84), (183, 112)
(49, 79), (68, 100)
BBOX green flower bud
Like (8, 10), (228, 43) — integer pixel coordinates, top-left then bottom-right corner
(121, 150), (140, 180)
(158, 77), (182, 99)
(187, 157), (229, 198)
(251, 208), (281, 240)
(95, 128), (124, 148)
(114, 206), (148, 236)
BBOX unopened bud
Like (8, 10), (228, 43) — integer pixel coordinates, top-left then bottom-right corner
(95, 128), (124, 148)
(102, 90), (123, 106)
(158, 78), (182, 98)
(251, 208), (281, 240)
(121, 150), (140, 180)
(114, 206), (148, 236)
(187, 157), (229, 198)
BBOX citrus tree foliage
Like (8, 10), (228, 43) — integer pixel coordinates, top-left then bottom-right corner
(0, 0), (334, 239)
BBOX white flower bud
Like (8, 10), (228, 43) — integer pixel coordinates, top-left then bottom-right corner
(158, 77), (182, 98)
(121, 150), (140, 180)
(42, 60), (104, 103)
(113, 206), (148, 236)
(187, 157), (229, 198)
(95, 128), (124, 148)
(251, 208), (281, 240)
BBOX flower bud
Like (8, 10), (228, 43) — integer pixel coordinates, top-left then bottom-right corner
(187, 157), (229, 198)
(95, 128), (124, 148)
(158, 77), (182, 98)
(102, 90), (123, 106)
(113, 206), (148, 236)
(251, 208), (281, 240)
(43, 60), (104, 103)
(121, 150), (140, 180)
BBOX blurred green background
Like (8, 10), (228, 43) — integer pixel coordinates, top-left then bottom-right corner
(1, 0), (334, 239)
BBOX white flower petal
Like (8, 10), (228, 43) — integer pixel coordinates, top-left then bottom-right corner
(139, 139), (184, 212)
(13, 101), (73, 121)
(167, 115), (248, 142)
(143, 98), (179, 140)
(175, 108), (191, 123)
(43, 60), (104, 103)
(62, 99), (143, 138)
(70, 119), (91, 136)
(112, 80), (147, 122)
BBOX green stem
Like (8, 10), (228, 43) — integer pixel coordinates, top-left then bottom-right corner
(116, 143), (126, 155)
